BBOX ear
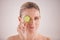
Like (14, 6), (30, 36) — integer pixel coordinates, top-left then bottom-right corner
(40, 16), (41, 19)
(39, 16), (41, 19)
(18, 16), (21, 22)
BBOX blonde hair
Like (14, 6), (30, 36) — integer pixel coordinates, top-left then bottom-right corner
(20, 2), (40, 17)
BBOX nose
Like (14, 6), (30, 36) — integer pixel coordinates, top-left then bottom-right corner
(29, 19), (35, 25)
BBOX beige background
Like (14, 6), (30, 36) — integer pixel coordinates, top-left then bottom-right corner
(0, 0), (60, 40)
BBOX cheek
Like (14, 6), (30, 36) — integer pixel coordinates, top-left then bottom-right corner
(24, 22), (28, 26)
(24, 22), (30, 28)
(35, 21), (40, 28)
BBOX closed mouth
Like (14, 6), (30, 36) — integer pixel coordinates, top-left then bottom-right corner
(29, 26), (34, 29)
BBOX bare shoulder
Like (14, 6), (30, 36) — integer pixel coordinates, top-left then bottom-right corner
(7, 35), (19, 40)
(38, 34), (50, 40)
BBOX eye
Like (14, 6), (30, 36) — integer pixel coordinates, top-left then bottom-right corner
(34, 17), (39, 20)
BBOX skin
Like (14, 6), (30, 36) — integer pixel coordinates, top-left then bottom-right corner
(7, 8), (50, 40)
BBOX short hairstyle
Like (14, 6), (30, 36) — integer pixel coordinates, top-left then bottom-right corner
(20, 2), (40, 17)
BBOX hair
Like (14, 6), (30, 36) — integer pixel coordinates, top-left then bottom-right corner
(20, 2), (40, 17)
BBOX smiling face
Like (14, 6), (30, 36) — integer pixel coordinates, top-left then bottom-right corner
(19, 8), (41, 33)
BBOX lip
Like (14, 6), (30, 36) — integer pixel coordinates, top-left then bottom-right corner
(29, 26), (34, 29)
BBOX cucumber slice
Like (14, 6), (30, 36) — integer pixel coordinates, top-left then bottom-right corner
(24, 16), (30, 22)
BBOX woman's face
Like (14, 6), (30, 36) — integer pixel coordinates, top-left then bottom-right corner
(20, 8), (40, 33)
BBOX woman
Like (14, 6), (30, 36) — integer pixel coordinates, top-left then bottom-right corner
(7, 2), (50, 40)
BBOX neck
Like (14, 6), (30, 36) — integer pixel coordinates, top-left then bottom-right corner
(26, 31), (37, 40)
(18, 31), (38, 40)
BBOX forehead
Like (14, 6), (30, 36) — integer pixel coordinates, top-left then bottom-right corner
(22, 8), (40, 17)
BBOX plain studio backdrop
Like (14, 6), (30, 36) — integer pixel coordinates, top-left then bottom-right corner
(0, 0), (60, 40)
